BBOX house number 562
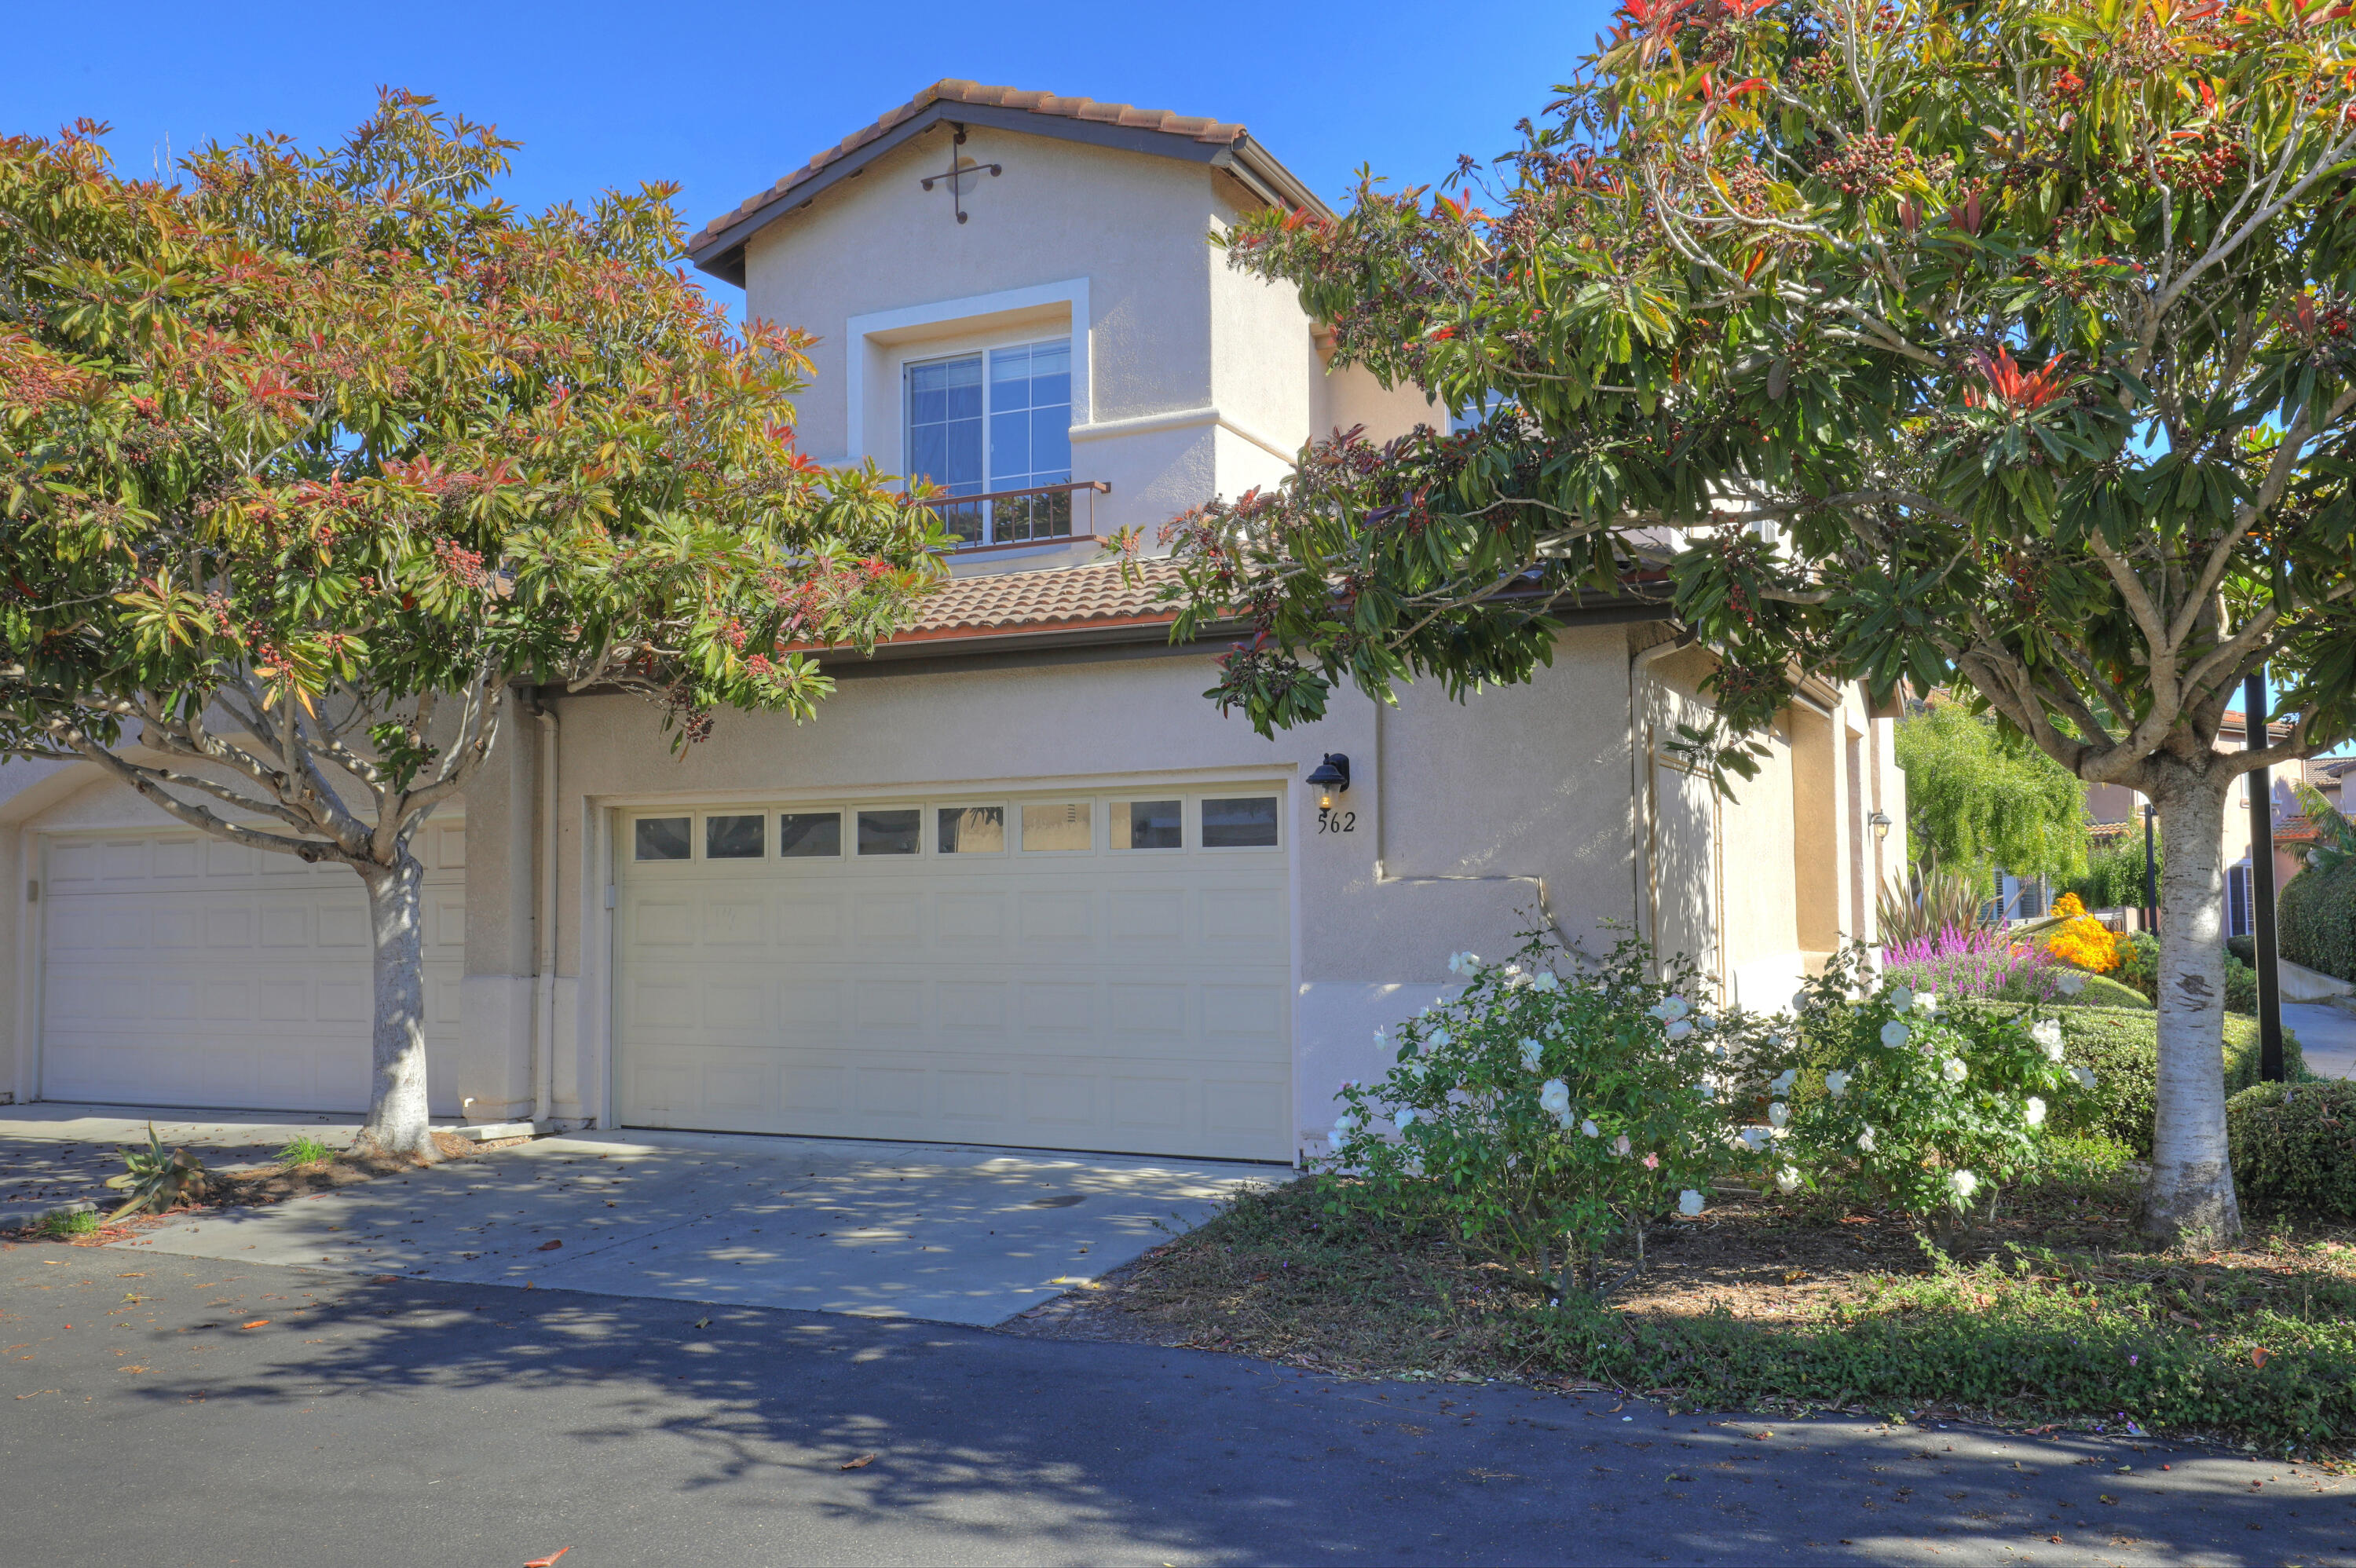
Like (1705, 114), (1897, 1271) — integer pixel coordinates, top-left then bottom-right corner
(1315, 806), (1356, 834)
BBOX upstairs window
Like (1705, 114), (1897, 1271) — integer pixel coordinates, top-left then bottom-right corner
(905, 338), (1072, 546)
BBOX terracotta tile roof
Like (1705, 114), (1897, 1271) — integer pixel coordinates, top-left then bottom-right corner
(691, 81), (1251, 254)
(888, 557), (1188, 645)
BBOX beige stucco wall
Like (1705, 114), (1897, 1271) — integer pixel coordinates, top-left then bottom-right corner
(734, 120), (1436, 552)
(511, 623), (1659, 1139)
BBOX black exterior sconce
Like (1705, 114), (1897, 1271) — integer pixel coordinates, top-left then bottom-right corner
(1307, 753), (1351, 810)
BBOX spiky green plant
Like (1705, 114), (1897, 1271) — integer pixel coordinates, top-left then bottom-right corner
(103, 1124), (209, 1220)
(276, 1134), (336, 1168)
(1877, 869), (1994, 948)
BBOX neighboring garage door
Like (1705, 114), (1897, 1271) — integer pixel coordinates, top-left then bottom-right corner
(613, 787), (1293, 1160)
(37, 817), (466, 1113)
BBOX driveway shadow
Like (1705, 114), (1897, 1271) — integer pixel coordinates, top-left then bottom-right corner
(7, 1251), (2347, 1566)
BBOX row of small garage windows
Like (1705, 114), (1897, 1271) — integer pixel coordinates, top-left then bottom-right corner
(631, 795), (1282, 863)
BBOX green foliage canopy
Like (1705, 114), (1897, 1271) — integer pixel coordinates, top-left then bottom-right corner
(1894, 700), (2089, 886)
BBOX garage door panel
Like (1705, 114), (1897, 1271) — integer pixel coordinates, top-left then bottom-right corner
(935, 981), (1006, 1032)
(616, 789), (1292, 1160)
(40, 824), (464, 1115)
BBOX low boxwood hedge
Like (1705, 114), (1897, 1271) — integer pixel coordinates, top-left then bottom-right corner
(2228, 1080), (2356, 1218)
(1971, 1003), (2305, 1157)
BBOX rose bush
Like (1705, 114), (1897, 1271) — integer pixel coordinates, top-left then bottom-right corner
(1323, 934), (1772, 1297)
(1752, 970), (2087, 1237)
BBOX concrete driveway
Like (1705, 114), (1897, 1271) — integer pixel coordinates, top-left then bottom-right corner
(103, 1128), (1271, 1326)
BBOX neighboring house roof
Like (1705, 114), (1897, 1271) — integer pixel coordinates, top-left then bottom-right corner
(688, 79), (1326, 287)
(2087, 820), (2134, 842)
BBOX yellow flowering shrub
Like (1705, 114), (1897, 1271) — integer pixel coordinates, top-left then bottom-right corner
(2044, 911), (2125, 973)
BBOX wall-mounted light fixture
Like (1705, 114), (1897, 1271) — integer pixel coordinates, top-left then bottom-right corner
(1306, 753), (1351, 810)
(1868, 808), (1892, 842)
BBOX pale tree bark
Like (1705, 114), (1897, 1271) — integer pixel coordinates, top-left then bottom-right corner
(2144, 770), (2241, 1242)
(360, 851), (433, 1156)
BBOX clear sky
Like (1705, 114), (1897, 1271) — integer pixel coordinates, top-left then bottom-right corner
(11, 0), (1613, 313)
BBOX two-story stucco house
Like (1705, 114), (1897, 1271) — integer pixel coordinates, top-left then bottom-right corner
(0, 82), (1909, 1164)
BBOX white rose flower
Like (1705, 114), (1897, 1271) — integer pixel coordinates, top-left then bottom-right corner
(1776, 1165), (1802, 1193)
(1404, 1058), (1429, 1081)
(1941, 1057), (1967, 1085)
(1538, 1078), (1571, 1118)
(1395, 1107), (1419, 1131)
(1663, 994), (1689, 1021)
(1881, 1020), (1911, 1049)
(2056, 970), (2086, 996)
(1824, 1069), (1852, 1098)
(1949, 1169), (1979, 1201)
(1612, 1133), (1633, 1157)
(1770, 1069), (1799, 1095)
(2071, 1065), (2098, 1091)
(1332, 1113), (1358, 1140)
(1677, 1190), (1706, 1218)
(1889, 985), (1915, 1013)
(1580, 1118), (1601, 1138)
(1519, 1038), (1544, 1073)
(1738, 1125), (1772, 1152)
(1531, 970), (1561, 993)
(1915, 991), (1939, 1015)
(2031, 1017), (2064, 1051)
(1666, 1019), (1693, 1040)
(1768, 1101), (1790, 1128)
(2024, 1095), (2047, 1127)
(1427, 1028), (1451, 1051)
(1446, 952), (1472, 974)
(1857, 1127), (1877, 1153)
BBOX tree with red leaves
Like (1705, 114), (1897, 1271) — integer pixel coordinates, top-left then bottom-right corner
(1148, 0), (2356, 1239)
(0, 94), (944, 1156)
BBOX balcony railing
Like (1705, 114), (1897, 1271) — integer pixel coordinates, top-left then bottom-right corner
(923, 480), (1110, 550)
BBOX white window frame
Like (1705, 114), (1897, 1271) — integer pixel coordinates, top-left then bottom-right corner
(846, 278), (1090, 466)
(901, 337), (1074, 546)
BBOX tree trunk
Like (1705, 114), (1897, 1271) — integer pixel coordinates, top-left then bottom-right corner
(2141, 777), (2241, 1241)
(357, 850), (436, 1160)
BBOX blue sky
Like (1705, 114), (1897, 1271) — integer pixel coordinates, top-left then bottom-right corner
(11, 0), (1612, 313)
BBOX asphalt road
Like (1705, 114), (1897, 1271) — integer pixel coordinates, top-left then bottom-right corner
(5, 1245), (2353, 1566)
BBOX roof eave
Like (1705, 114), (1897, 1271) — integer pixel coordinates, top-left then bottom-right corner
(687, 104), (1330, 289)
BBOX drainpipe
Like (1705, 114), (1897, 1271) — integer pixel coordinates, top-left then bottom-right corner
(1627, 637), (1684, 948)
(531, 692), (558, 1130)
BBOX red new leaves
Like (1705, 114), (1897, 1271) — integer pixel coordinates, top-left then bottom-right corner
(1963, 349), (2076, 413)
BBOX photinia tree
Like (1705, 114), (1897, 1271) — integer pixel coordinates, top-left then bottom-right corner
(1143, 0), (2356, 1238)
(1, 95), (943, 1157)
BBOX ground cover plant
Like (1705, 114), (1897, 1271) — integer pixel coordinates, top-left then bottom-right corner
(1019, 1151), (2356, 1457)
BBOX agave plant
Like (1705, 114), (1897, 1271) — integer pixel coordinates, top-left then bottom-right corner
(104, 1124), (209, 1220)
(1876, 869), (1994, 948)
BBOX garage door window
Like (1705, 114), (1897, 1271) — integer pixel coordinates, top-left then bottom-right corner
(1202, 796), (1279, 849)
(778, 812), (842, 858)
(858, 809), (922, 856)
(635, 817), (692, 861)
(938, 805), (1005, 853)
(704, 814), (766, 859)
(1114, 799), (1182, 850)
(1021, 802), (1091, 852)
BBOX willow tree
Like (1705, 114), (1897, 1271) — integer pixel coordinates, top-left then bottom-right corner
(1143, 0), (2356, 1238)
(1894, 698), (2089, 892)
(0, 97), (942, 1156)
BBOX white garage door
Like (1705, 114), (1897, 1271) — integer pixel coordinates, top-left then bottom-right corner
(613, 787), (1293, 1160)
(38, 818), (466, 1113)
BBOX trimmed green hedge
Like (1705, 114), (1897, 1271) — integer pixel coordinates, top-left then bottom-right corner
(2281, 859), (2356, 984)
(2228, 1080), (2356, 1217)
(1973, 1003), (2304, 1156)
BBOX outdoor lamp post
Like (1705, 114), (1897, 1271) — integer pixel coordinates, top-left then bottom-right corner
(2245, 671), (2285, 1083)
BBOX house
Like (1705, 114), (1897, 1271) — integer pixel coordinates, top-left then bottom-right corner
(2082, 713), (2345, 937)
(0, 82), (1907, 1164)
